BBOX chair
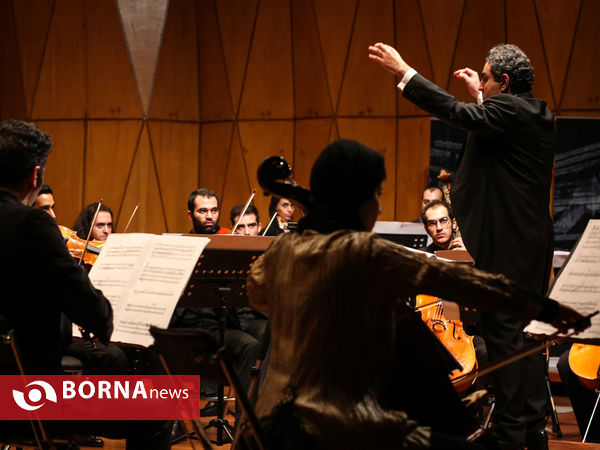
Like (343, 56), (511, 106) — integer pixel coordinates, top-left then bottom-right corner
(0, 322), (57, 449)
(149, 326), (266, 450)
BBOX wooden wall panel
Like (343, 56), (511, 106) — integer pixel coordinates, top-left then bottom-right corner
(36, 120), (84, 228)
(448, 0), (505, 102)
(85, 120), (142, 216)
(338, 0), (395, 117)
(395, 0), (434, 117)
(118, 126), (167, 233)
(561, 0), (600, 111)
(31, 0), (85, 119)
(292, 0), (333, 118)
(238, 120), (295, 219)
(220, 127), (251, 225)
(216, 0), (259, 114)
(395, 118), (431, 221)
(312, 0), (357, 110)
(337, 118), (396, 220)
(198, 121), (234, 198)
(293, 119), (333, 188)
(535, 0), (580, 106)
(197, 0), (233, 121)
(238, 0), (294, 119)
(507, 0), (555, 109)
(12, 0), (54, 117)
(2, 0), (600, 230)
(0, 0), (26, 120)
(149, 120), (200, 233)
(420, 0), (464, 88)
(150, 0), (199, 121)
(86, 0), (141, 118)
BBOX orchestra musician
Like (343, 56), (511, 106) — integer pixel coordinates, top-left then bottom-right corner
(230, 203), (263, 236)
(0, 120), (171, 448)
(247, 139), (585, 450)
(32, 183), (55, 218)
(33, 186), (128, 377)
(73, 202), (113, 241)
(422, 200), (466, 253)
(187, 188), (231, 234)
(173, 190), (259, 418)
(412, 186), (443, 223)
(263, 196), (295, 236)
(370, 43), (557, 449)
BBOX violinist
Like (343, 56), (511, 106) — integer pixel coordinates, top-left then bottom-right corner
(247, 139), (586, 450)
(32, 183), (56, 218)
(422, 200), (466, 253)
(0, 120), (172, 449)
(263, 196), (294, 236)
(230, 203), (262, 236)
(73, 202), (113, 241)
(32, 186), (128, 376)
(187, 188), (231, 234)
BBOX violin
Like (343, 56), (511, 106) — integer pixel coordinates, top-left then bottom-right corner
(59, 225), (104, 266)
(415, 294), (477, 391)
(568, 343), (600, 391)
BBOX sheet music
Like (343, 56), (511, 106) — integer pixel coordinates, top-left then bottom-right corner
(82, 233), (210, 346)
(525, 219), (600, 341)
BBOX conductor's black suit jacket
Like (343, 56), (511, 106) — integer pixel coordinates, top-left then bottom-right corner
(404, 74), (555, 296)
(0, 190), (113, 373)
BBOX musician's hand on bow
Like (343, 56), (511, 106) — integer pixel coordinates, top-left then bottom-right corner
(550, 304), (590, 334)
(368, 43), (411, 78)
(449, 236), (466, 250)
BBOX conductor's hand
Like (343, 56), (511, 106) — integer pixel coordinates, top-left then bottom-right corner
(549, 304), (590, 334)
(453, 68), (480, 99)
(368, 43), (411, 78)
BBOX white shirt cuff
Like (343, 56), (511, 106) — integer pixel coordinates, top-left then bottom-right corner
(477, 91), (483, 105)
(396, 68), (417, 91)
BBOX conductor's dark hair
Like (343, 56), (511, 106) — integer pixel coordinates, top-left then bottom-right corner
(486, 44), (534, 94)
(421, 199), (454, 225)
(38, 184), (53, 196)
(187, 188), (219, 212)
(73, 203), (113, 239)
(0, 120), (52, 189)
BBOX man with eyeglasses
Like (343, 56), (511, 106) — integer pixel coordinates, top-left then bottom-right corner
(187, 188), (231, 234)
(422, 200), (465, 253)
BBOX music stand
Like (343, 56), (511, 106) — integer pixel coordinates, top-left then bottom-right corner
(179, 235), (273, 445)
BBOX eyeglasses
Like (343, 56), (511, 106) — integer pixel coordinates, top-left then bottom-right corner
(426, 216), (450, 228)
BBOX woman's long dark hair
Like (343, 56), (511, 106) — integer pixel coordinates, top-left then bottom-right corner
(297, 139), (386, 234)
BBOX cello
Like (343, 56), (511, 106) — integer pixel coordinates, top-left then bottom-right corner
(415, 294), (477, 391)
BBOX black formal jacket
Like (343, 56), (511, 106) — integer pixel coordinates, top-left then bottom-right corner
(404, 74), (555, 295)
(0, 191), (113, 373)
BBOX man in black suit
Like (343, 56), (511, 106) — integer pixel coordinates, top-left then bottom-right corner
(0, 120), (171, 449)
(370, 44), (555, 449)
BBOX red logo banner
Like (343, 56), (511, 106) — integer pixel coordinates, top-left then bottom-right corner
(0, 375), (201, 420)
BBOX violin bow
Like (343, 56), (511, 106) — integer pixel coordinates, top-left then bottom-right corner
(231, 189), (256, 235)
(122, 202), (141, 233)
(455, 310), (599, 388)
(261, 212), (278, 236)
(78, 199), (103, 265)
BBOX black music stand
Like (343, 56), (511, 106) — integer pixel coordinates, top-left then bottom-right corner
(178, 235), (273, 445)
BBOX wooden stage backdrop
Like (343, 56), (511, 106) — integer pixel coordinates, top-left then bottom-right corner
(1, 0), (599, 233)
